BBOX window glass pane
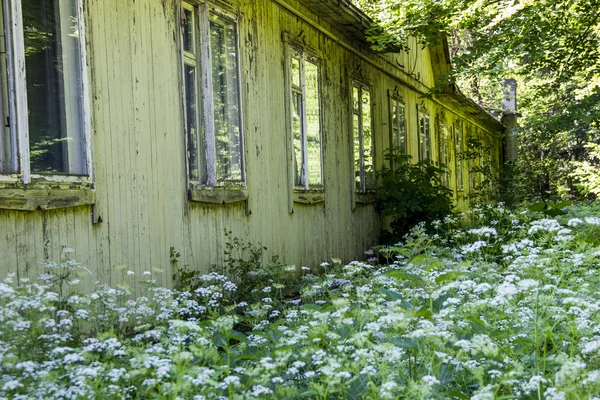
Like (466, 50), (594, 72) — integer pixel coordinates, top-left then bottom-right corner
(305, 61), (321, 186)
(0, 4), (12, 173)
(424, 117), (430, 160)
(470, 158), (475, 189)
(209, 14), (242, 182)
(352, 86), (359, 112)
(291, 57), (300, 88)
(391, 101), (398, 149)
(25, 0), (86, 174)
(392, 99), (406, 154)
(440, 126), (449, 186)
(292, 91), (302, 186)
(353, 113), (360, 190)
(182, 8), (194, 53)
(419, 114), (430, 160)
(184, 64), (202, 182)
(456, 128), (463, 189)
(419, 117), (425, 160)
(361, 89), (374, 189)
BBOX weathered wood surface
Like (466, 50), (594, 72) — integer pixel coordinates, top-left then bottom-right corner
(189, 188), (249, 205)
(0, 0), (502, 289)
(0, 189), (95, 211)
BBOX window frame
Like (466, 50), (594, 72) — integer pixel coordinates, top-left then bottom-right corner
(454, 120), (464, 192)
(417, 105), (431, 161)
(0, 0), (94, 211)
(467, 126), (478, 192)
(388, 90), (407, 156)
(283, 36), (324, 211)
(437, 116), (452, 188)
(472, 130), (483, 191)
(351, 80), (375, 194)
(180, 1), (247, 204)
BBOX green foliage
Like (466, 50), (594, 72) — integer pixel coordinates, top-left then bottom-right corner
(354, 0), (600, 202)
(173, 231), (294, 306)
(215, 230), (283, 303)
(377, 148), (454, 239)
(571, 142), (600, 198)
(528, 200), (572, 217)
(460, 136), (498, 204)
(170, 246), (205, 293)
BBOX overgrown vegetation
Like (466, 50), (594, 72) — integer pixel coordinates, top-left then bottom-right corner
(4, 203), (600, 398)
(354, 0), (600, 202)
(172, 230), (297, 310)
(377, 148), (454, 240)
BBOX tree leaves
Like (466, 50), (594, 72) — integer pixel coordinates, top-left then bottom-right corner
(355, 0), (600, 200)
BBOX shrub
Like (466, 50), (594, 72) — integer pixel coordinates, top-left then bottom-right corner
(172, 230), (296, 308)
(377, 148), (454, 240)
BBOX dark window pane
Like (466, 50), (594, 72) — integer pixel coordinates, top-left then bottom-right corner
(185, 64), (202, 182)
(0, 4), (13, 173)
(292, 90), (302, 186)
(182, 8), (194, 53)
(24, 0), (85, 174)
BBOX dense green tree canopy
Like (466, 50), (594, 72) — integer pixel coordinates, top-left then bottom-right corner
(355, 0), (600, 200)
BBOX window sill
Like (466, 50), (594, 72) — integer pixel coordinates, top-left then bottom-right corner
(293, 190), (325, 205)
(188, 186), (248, 205)
(0, 181), (95, 211)
(355, 192), (377, 204)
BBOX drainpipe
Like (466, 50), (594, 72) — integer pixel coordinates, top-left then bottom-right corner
(501, 78), (518, 162)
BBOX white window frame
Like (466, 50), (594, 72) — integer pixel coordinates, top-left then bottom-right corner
(389, 91), (407, 155)
(438, 117), (451, 188)
(351, 81), (375, 193)
(0, 0), (93, 185)
(181, 1), (245, 192)
(418, 106), (431, 161)
(284, 41), (323, 192)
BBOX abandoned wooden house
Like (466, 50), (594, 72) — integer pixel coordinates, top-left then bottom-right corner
(0, 0), (504, 288)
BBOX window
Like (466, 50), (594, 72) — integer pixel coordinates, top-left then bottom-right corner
(469, 156), (477, 191)
(0, 0), (90, 182)
(438, 121), (451, 187)
(181, 3), (244, 189)
(455, 122), (464, 191)
(352, 83), (374, 192)
(288, 47), (322, 191)
(389, 95), (406, 154)
(418, 108), (431, 161)
(468, 129), (479, 191)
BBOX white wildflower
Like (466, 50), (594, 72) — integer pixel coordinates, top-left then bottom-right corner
(250, 385), (272, 396)
(421, 375), (440, 386)
(468, 227), (498, 237)
(2, 380), (23, 391)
